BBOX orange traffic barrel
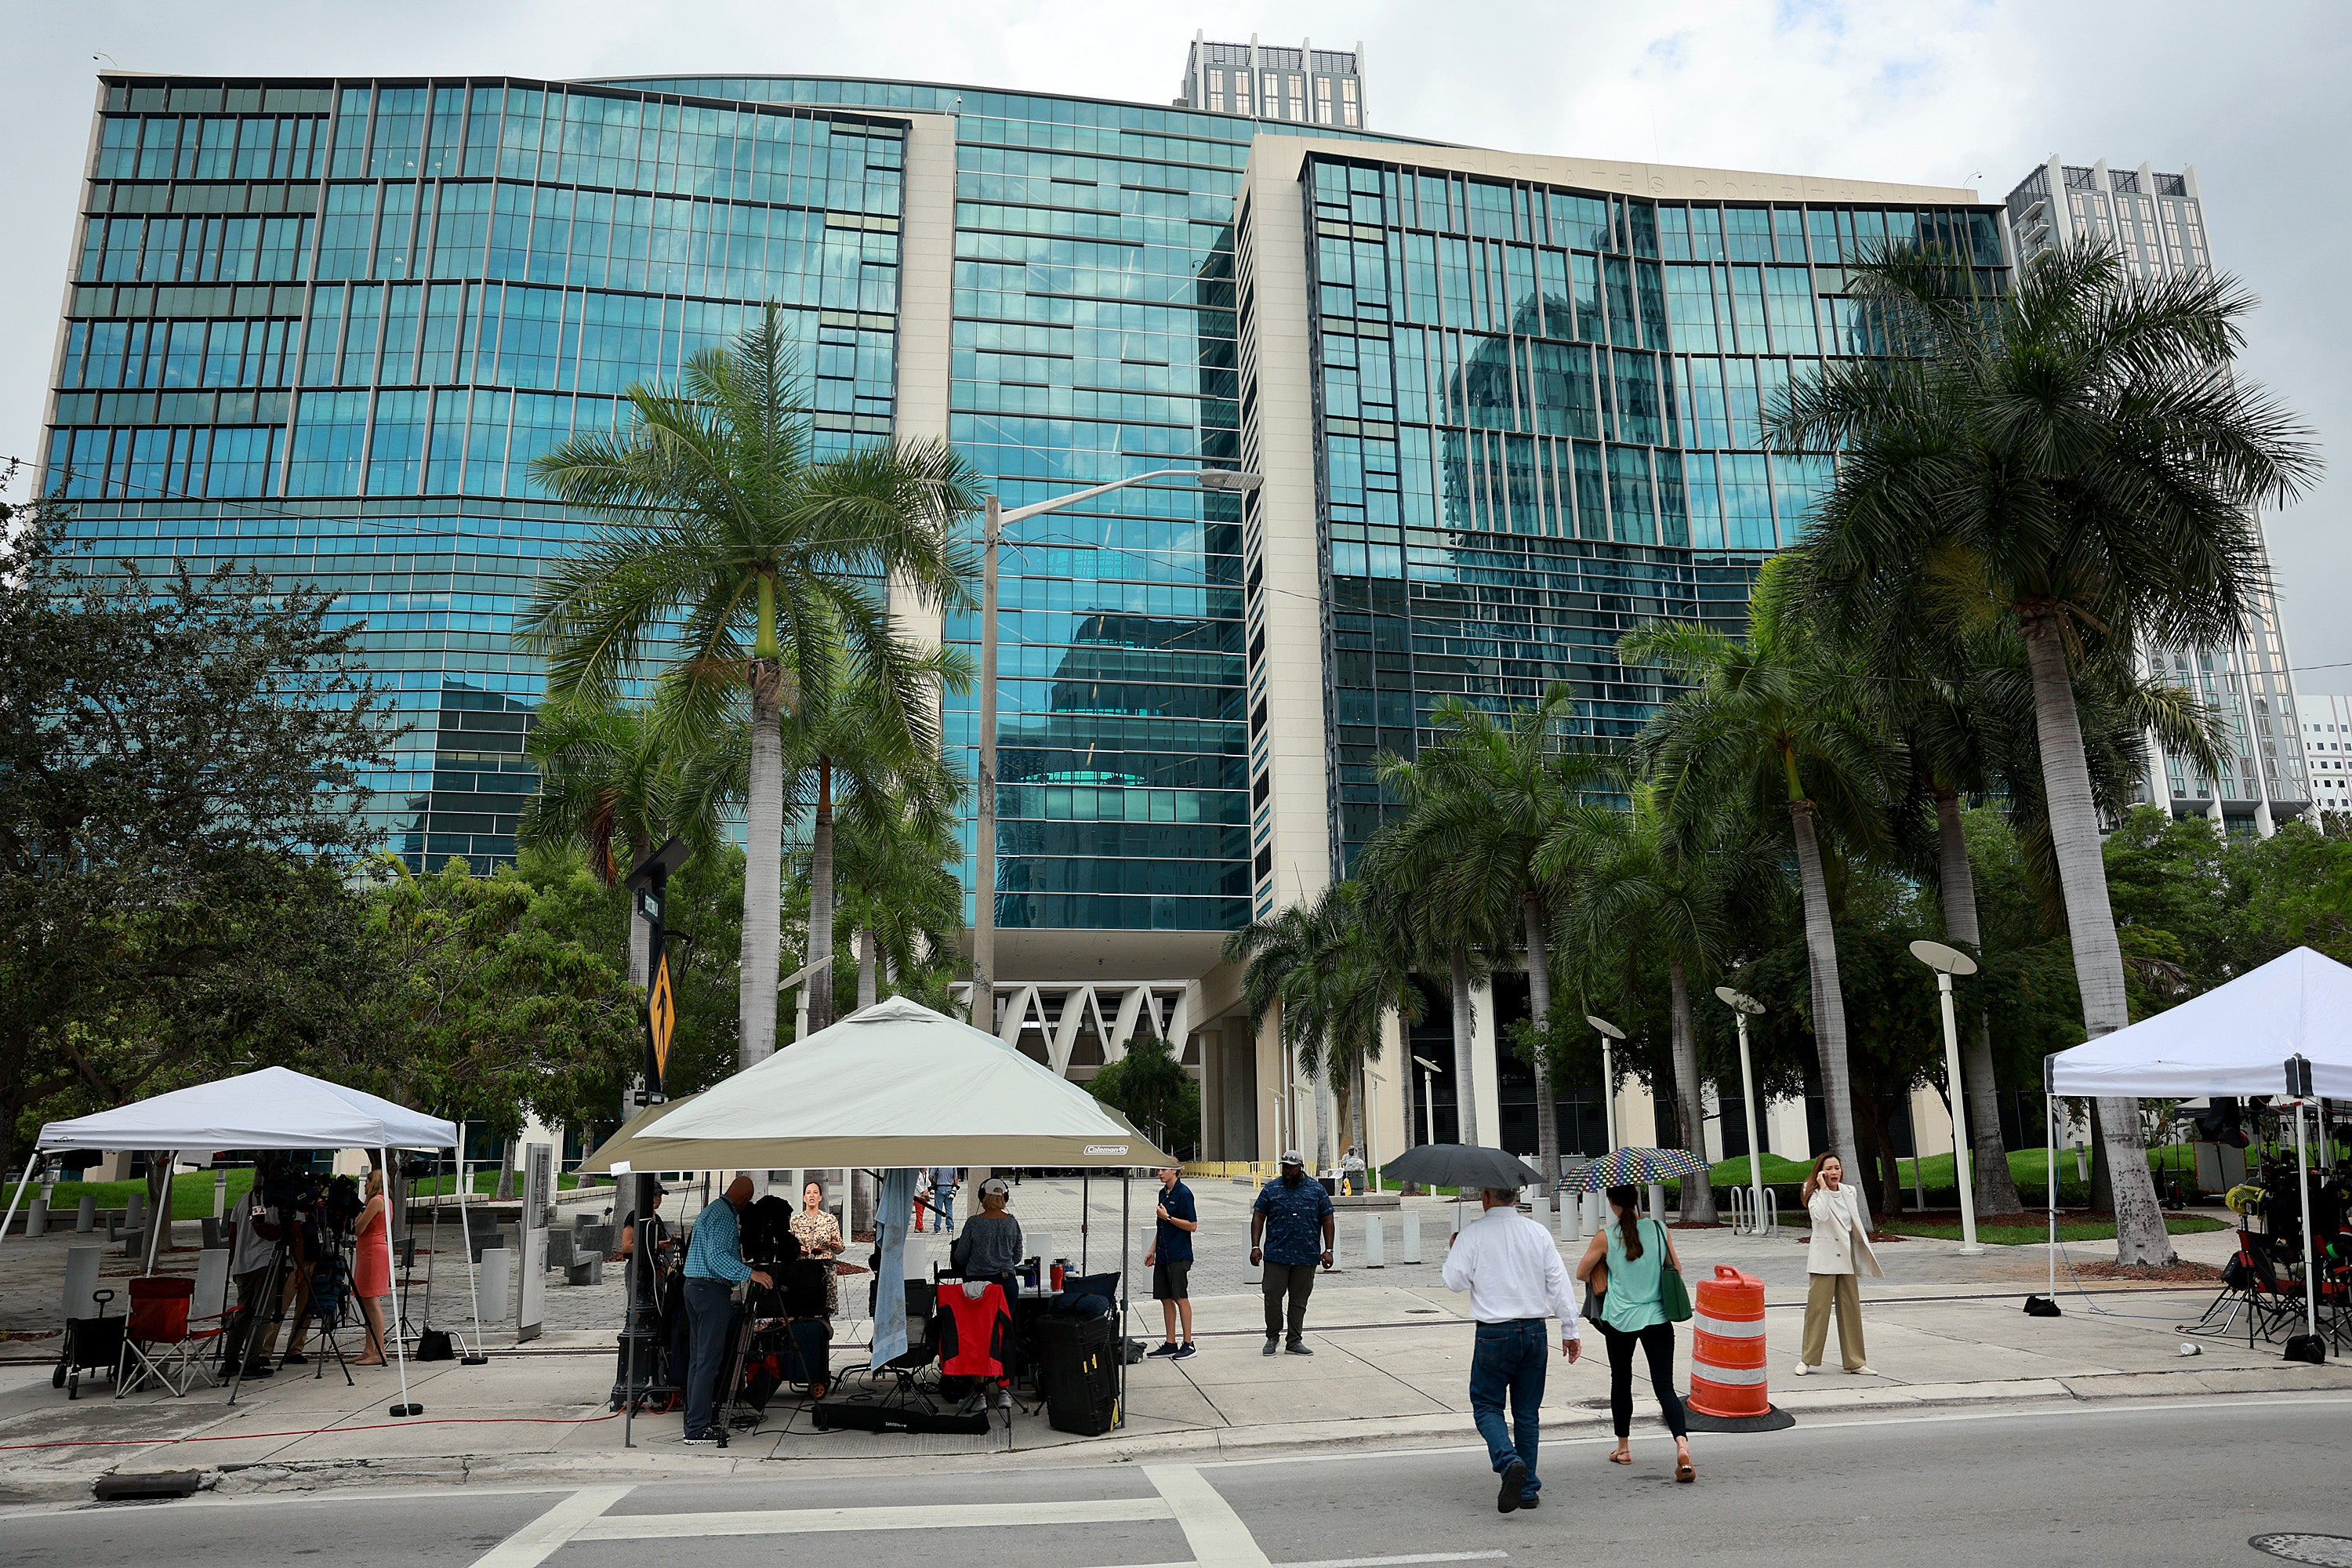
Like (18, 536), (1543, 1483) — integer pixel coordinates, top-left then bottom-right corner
(1689, 1265), (1769, 1419)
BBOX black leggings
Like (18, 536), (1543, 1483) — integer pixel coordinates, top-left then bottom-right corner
(1600, 1321), (1688, 1439)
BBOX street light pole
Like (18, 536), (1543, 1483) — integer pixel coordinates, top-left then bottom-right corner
(1413, 1055), (1441, 1147)
(1716, 987), (1767, 1237)
(1910, 941), (1982, 1255)
(968, 466), (1261, 1029)
(1586, 1015), (1625, 1150)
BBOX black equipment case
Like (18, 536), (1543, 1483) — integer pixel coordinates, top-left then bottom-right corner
(1035, 1312), (1119, 1436)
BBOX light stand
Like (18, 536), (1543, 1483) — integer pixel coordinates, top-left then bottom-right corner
(1909, 941), (1982, 1254)
(1586, 1016), (1624, 1151)
(1715, 988), (1768, 1238)
(1413, 1055), (1441, 1149)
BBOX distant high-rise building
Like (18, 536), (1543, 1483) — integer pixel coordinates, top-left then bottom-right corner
(1178, 34), (1363, 128)
(2297, 691), (2352, 817)
(2003, 156), (2311, 833)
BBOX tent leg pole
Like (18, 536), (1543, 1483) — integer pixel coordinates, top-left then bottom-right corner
(2295, 1101), (2318, 1345)
(142, 1150), (177, 1275)
(0, 1153), (38, 1247)
(2046, 1095), (2058, 1299)
(1081, 1171), (1089, 1276)
(460, 1152), (485, 1358)
(1119, 1174), (1131, 1432)
(622, 1180), (637, 1450)
(386, 1147), (418, 1414)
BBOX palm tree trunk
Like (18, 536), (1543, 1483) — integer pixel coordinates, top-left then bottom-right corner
(1350, 1058), (1367, 1167)
(1332, 1062), (1355, 1180)
(856, 928), (877, 1010)
(1668, 957), (1718, 1222)
(2020, 611), (2172, 1265)
(1788, 797), (1869, 1229)
(1523, 895), (1562, 1209)
(1933, 789), (2024, 1214)
(808, 757), (836, 1034)
(739, 659), (786, 1068)
(1448, 946), (1479, 1145)
(1312, 1054), (1334, 1173)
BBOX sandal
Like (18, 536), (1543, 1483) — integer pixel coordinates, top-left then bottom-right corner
(1675, 1445), (1695, 1483)
(1607, 1446), (1632, 1465)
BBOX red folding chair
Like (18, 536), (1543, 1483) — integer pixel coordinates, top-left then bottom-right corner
(117, 1276), (224, 1398)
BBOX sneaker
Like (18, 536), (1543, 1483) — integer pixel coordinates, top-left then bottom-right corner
(1519, 1494), (1541, 1509)
(1147, 1341), (1181, 1358)
(1849, 1364), (1878, 1376)
(1285, 1340), (1313, 1356)
(1261, 1338), (1279, 1356)
(241, 1364), (275, 1379)
(1171, 1343), (1197, 1362)
(682, 1430), (720, 1445)
(281, 1352), (308, 1366)
(1791, 1361), (1812, 1376)
(1497, 1459), (1528, 1513)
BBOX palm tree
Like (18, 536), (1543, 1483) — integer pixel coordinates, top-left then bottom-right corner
(1620, 557), (1899, 1221)
(782, 644), (967, 1033)
(829, 764), (965, 1012)
(1777, 239), (2314, 1262)
(1363, 688), (1613, 1192)
(517, 305), (982, 1071)
(1224, 898), (1328, 1161)
(1548, 791), (1780, 1221)
(520, 694), (730, 991)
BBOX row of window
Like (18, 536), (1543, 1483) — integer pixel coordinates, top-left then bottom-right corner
(1198, 66), (1360, 127)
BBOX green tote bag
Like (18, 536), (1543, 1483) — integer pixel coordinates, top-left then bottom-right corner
(1653, 1220), (1693, 1323)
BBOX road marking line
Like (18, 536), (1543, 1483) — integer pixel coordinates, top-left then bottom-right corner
(575, 1497), (1173, 1541)
(1291, 1554), (1509, 1568)
(470, 1484), (633, 1568)
(1145, 1463), (1270, 1568)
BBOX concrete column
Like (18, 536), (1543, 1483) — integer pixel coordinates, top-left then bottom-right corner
(1469, 978), (1501, 1152)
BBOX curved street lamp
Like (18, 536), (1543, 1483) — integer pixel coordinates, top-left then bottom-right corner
(1586, 1015), (1625, 1151)
(1909, 939), (1983, 1254)
(1715, 986), (1768, 1236)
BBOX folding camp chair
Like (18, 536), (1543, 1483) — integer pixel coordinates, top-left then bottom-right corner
(117, 1276), (224, 1398)
(2240, 1231), (2307, 1346)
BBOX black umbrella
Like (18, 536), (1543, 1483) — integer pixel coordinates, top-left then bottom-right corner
(1381, 1143), (1542, 1192)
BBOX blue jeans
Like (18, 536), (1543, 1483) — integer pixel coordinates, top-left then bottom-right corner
(682, 1277), (735, 1436)
(937, 1192), (954, 1232)
(1468, 1319), (1548, 1497)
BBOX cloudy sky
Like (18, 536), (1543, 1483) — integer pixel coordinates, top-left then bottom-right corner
(5, 1), (2346, 682)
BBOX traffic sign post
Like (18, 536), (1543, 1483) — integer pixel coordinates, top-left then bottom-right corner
(624, 838), (691, 1102)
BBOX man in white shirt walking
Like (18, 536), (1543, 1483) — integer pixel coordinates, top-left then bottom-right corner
(1442, 1185), (1582, 1514)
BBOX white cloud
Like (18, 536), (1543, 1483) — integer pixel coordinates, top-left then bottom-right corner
(4, 0), (2344, 680)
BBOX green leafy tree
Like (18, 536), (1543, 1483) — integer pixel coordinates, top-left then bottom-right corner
(0, 542), (394, 1172)
(1087, 1033), (1200, 1160)
(519, 306), (982, 1072)
(1779, 239), (2317, 1264)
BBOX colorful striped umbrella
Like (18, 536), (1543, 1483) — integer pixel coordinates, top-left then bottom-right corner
(1566, 1146), (1710, 1191)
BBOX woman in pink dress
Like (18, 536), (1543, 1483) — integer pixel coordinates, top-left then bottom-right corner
(351, 1167), (392, 1366)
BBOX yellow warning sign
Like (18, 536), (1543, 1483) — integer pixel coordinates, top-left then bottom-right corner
(648, 949), (677, 1080)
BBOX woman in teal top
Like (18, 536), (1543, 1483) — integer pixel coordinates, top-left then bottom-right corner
(1574, 1185), (1693, 1480)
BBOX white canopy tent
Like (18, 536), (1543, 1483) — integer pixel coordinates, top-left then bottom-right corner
(581, 994), (1173, 1173)
(2042, 946), (2350, 1343)
(580, 995), (1172, 1443)
(5, 1067), (465, 1414)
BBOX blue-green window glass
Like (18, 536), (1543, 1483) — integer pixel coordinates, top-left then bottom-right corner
(1572, 439), (1608, 539)
(1764, 267), (1819, 354)
(1719, 452), (1773, 549)
(1571, 252), (1602, 343)
(1726, 266), (1767, 354)
(1608, 445), (1654, 543)
(318, 183), (374, 280)
(374, 183), (418, 278)
(301, 285), (345, 385)
(340, 285), (383, 384)
(1724, 205), (1772, 262)
(287, 389), (368, 494)
(329, 86), (371, 177)
(366, 389), (427, 495)
(370, 87), (425, 178)
(1665, 263), (1717, 352)
(1602, 256), (1636, 347)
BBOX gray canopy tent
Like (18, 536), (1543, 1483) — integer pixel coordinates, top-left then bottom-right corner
(5, 1067), (467, 1414)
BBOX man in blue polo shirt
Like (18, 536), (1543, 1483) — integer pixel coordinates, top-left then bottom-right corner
(680, 1175), (772, 1444)
(1144, 1162), (1199, 1360)
(1250, 1150), (1334, 1356)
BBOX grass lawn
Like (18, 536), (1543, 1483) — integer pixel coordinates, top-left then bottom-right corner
(31, 1168), (254, 1221)
(1882, 1213), (2227, 1246)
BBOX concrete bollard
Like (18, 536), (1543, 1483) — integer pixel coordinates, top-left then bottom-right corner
(1363, 1212), (1385, 1268)
(1557, 1194), (1577, 1242)
(479, 1247), (514, 1323)
(64, 1245), (100, 1321)
(1647, 1183), (1666, 1223)
(76, 1195), (96, 1232)
(125, 1191), (145, 1230)
(27, 1199), (47, 1238)
(1401, 1207), (1423, 1264)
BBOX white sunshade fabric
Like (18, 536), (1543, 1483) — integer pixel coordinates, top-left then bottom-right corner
(601, 994), (1174, 1171)
(2045, 945), (2352, 1099)
(35, 1065), (459, 1152)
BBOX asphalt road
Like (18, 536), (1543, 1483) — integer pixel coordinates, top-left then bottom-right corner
(5, 1395), (2350, 1568)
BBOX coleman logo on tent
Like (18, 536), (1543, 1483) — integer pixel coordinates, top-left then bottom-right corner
(1083, 1144), (1128, 1156)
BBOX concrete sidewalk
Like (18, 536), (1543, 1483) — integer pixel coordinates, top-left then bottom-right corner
(0, 1212), (2343, 1504)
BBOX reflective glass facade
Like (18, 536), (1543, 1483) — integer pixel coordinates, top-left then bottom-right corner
(46, 76), (907, 868)
(1283, 152), (2006, 875)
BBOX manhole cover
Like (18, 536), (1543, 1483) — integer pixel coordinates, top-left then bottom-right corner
(2252, 1535), (2352, 1566)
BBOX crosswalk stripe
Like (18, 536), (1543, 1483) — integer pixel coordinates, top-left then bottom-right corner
(470, 1486), (634, 1568)
(1145, 1463), (1272, 1568)
(574, 1496), (1173, 1541)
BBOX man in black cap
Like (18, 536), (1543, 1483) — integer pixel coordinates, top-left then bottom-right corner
(1250, 1150), (1334, 1356)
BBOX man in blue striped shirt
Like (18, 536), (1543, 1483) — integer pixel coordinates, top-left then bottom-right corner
(681, 1176), (772, 1443)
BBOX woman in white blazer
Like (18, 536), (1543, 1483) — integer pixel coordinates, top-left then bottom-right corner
(1795, 1153), (1881, 1375)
